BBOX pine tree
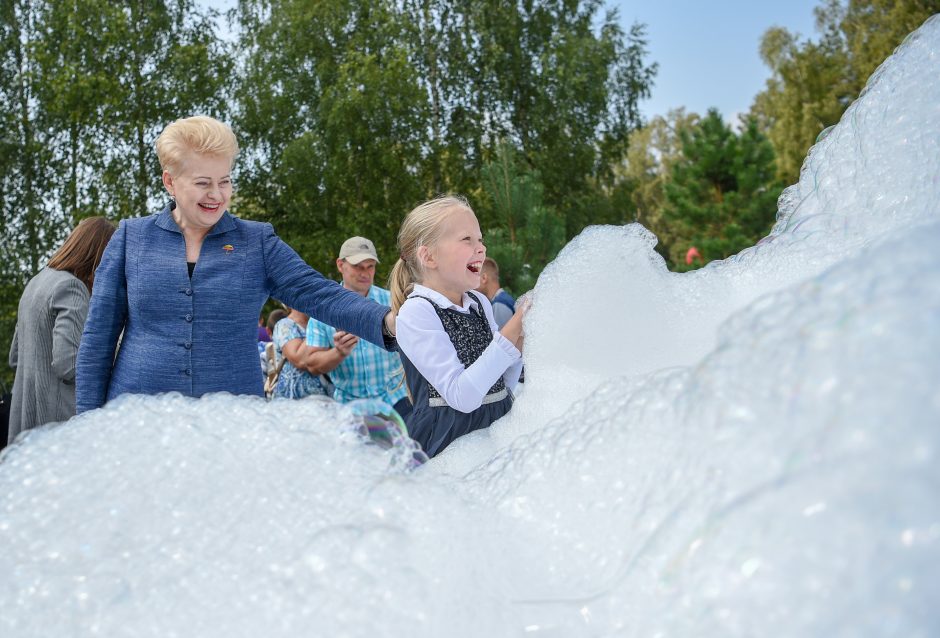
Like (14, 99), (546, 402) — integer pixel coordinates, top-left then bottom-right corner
(663, 110), (782, 269)
(479, 142), (565, 293)
(608, 110), (700, 262)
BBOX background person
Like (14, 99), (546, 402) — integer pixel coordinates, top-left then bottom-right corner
(475, 257), (516, 329)
(257, 315), (271, 342)
(265, 308), (287, 340)
(272, 307), (327, 399)
(306, 237), (410, 417)
(8, 217), (116, 443)
(258, 307), (287, 378)
(390, 196), (527, 458)
(76, 116), (396, 413)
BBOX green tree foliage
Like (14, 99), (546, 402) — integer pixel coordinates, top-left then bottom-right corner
(7, 0), (230, 229)
(234, 0), (657, 280)
(235, 0), (428, 275)
(91, 1), (232, 218)
(401, 0), (488, 196)
(1, 0), (65, 277)
(465, 5), (656, 237)
(662, 109), (781, 269)
(841, 0), (940, 89)
(751, 0), (940, 183)
(610, 109), (699, 260)
(750, 14), (850, 184)
(1, 0), (71, 389)
(478, 142), (565, 294)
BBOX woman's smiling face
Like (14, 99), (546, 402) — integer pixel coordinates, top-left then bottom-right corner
(163, 153), (233, 233)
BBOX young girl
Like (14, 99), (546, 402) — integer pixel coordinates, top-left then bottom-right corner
(389, 195), (527, 458)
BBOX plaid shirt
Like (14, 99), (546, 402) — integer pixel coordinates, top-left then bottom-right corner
(306, 285), (407, 406)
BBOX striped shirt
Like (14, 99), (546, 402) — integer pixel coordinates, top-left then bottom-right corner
(306, 285), (407, 406)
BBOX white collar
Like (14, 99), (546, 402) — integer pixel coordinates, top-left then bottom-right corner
(410, 284), (481, 312)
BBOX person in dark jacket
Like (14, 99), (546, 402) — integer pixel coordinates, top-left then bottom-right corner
(76, 116), (396, 413)
(9, 217), (116, 442)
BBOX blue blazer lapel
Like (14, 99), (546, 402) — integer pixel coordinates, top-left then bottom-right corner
(208, 212), (236, 237)
(154, 205), (182, 233)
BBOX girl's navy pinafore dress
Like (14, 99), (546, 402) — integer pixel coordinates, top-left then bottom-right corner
(399, 292), (513, 457)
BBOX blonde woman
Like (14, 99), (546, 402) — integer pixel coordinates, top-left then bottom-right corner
(76, 116), (396, 412)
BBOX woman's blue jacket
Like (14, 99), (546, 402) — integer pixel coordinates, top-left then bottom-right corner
(76, 206), (390, 413)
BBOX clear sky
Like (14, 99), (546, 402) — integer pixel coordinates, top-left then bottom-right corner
(615, 0), (821, 122)
(204, 0), (824, 124)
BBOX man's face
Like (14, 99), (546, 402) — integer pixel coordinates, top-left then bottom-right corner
(337, 258), (376, 296)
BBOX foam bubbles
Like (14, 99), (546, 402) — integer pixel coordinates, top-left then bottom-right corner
(2, 15), (940, 638)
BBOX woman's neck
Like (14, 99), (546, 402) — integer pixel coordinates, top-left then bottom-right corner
(173, 213), (210, 243)
(173, 211), (210, 261)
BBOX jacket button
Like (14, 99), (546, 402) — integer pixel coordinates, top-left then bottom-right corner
(185, 314), (193, 322)
(184, 342), (192, 350)
(185, 288), (193, 296)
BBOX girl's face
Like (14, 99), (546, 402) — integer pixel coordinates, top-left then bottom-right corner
(420, 206), (486, 305)
(163, 153), (233, 234)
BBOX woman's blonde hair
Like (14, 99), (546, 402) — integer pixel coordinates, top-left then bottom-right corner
(155, 115), (239, 176)
(388, 195), (473, 312)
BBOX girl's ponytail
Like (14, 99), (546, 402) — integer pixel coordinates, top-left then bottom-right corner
(388, 257), (415, 314)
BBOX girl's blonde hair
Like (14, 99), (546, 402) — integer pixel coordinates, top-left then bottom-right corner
(155, 115), (239, 176)
(388, 195), (473, 312)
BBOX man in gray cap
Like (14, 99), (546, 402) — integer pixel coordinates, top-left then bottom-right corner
(306, 237), (411, 417)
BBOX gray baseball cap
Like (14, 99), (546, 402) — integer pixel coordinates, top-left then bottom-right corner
(339, 236), (380, 264)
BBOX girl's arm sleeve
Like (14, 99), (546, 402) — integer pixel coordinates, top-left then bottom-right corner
(76, 221), (128, 413)
(503, 356), (524, 391)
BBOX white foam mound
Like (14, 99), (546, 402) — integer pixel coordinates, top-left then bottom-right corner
(2, 15), (940, 638)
